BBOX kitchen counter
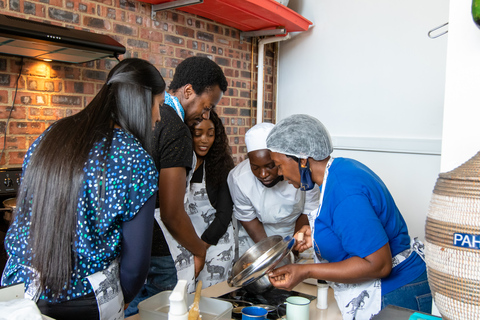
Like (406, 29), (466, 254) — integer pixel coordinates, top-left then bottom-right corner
(127, 279), (342, 320)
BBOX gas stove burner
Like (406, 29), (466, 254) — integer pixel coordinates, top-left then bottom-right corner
(218, 287), (315, 320)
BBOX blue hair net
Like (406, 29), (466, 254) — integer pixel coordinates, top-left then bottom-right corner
(266, 114), (333, 160)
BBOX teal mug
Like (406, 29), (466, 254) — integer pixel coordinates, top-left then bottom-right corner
(285, 296), (310, 320)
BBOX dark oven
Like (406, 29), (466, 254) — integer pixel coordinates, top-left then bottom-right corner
(0, 167), (22, 276)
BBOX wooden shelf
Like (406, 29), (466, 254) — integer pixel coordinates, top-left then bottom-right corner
(140, 0), (312, 34)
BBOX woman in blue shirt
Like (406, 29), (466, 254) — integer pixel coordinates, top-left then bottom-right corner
(266, 114), (431, 320)
(1, 58), (166, 320)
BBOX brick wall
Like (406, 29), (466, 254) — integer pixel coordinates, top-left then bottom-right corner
(0, 0), (278, 167)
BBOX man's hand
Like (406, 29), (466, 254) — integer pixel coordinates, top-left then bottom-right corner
(193, 240), (211, 278)
(194, 254), (206, 278)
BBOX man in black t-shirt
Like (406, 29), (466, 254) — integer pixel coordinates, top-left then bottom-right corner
(125, 56), (228, 316)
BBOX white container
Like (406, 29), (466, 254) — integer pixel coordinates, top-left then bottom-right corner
(168, 280), (188, 320)
(316, 280), (329, 309)
(138, 290), (232, 320)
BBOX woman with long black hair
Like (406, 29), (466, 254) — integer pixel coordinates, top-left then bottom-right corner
(1, 58), (166, 320)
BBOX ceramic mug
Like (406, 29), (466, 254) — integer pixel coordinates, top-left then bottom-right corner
(241, 306), (268, 320)
(285, 296), (310, 320)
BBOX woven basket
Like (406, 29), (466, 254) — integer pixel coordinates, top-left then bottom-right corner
(425, 151), (480, 320)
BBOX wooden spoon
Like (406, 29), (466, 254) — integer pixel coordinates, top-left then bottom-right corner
(188, 280), (202, 320)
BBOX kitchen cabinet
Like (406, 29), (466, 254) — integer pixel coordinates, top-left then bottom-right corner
(138, 0), (312, 36)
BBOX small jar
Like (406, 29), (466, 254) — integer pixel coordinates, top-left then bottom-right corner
(316, 280), (329, 309)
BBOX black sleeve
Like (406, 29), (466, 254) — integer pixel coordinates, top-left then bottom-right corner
(201, 177), (234, 245)
(120, 194), (156, 303)
(153, 105), (193, 171)
(151, 105), (193, 257)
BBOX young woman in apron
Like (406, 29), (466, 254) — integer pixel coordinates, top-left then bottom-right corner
(159, 110), (235, 293)
(266, 115), (431, 320)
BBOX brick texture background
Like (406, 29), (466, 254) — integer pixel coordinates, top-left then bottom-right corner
(0, 0), (278, 167)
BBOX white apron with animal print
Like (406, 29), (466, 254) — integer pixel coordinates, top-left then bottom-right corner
(86, 259), (124, 320)
(310, 158), (415, 320)
(158, 164), (234, 294)
(23, 260), (124, 320)
(316, 250), (413, 320)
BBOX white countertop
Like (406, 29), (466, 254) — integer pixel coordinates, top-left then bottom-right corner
(201, 280), (343, 320)
(128, 279), (343, 320)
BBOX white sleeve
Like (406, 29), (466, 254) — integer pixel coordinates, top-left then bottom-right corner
(303, 185), (321, 214)
(227, 170), (257, 222)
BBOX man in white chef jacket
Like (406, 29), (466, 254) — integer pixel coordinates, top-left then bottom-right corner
(227, 123), (320, 256)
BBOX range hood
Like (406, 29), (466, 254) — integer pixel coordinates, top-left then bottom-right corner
(0, 14), (126, 63)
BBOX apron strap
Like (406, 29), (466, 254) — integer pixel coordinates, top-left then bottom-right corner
(233, 217), (240, 262)
(412, 237), (426, 262)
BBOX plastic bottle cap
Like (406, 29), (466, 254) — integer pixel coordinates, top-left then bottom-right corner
(168, 280), (189, 320)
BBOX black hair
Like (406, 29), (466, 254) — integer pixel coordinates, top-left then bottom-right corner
(287, 155), (300, 163)
(191, 110), (234, 188)
(169, 56), (228, 95)
(18, 58), (165, 296)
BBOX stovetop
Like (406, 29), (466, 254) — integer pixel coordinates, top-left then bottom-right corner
(218, 287), (316, 320)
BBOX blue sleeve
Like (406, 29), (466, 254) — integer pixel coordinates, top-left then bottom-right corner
(120, 156), (158, 222)
(120, 194), (156, 303)
(332, 195), (388, 258)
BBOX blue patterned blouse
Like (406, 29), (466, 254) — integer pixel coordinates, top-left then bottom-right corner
(1, 128), (158, 302)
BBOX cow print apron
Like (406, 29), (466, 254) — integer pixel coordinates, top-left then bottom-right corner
(158, 163), (234, 293)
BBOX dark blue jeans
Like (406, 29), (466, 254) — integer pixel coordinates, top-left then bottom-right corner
(124, 255), (178, 317)
(381, 270), (432, 313)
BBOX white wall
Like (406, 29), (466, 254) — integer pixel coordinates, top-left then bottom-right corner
(276, 0), (450, 239)
(441, 0), (480, 171)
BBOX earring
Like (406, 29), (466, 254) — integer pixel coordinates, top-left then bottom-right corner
(299, 160), (315, 191)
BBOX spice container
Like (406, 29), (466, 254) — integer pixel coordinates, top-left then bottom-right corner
(316, 280), (328, 309)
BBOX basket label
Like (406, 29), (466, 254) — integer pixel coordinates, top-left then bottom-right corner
(453, 233), (480, 249)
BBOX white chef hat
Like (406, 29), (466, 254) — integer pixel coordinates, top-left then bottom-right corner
(245, 122), (275, 153)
